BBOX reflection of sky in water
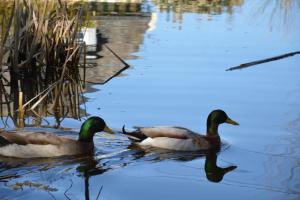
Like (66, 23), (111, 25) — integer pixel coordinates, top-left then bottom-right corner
(85, 0), (300, 198)
(1, 0), (300, 199)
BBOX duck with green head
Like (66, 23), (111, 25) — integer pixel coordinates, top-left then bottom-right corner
(122, 110), (239, 151)
(0, 117), (114, 158)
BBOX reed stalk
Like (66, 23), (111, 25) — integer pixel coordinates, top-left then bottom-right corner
(0, 0), (87, 127)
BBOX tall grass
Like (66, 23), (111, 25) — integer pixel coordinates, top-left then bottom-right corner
(0, 0), (86, 128)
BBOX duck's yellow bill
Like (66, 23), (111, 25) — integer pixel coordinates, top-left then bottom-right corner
(103, 126), (114, 134)
(226, 118), (239, 125)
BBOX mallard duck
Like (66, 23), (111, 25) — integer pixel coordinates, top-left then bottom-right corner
(0, 117), (114, 158)
(122, 109), (239, 151)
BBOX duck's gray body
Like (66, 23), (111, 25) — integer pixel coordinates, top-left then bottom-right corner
(0, 116), (112, 158)
(0, 131), (93, 158)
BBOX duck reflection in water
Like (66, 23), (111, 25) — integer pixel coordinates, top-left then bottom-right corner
(74, 148), (238, 200)
(0, 141), (236, 199)
(0, 134), (236, 199)
(204, 149), (237, 182)
(76, 157), (105, 200)
(127, 144), (237, 183)
(71, 144), (238, 193)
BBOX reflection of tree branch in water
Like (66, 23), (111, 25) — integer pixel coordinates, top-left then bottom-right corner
(95, 185), (103, 200)
(0, 173), (19, 181)
(83, 44), (130, 85)
(64, 179), (73, 200)
(226, 51), (300, 71)
(251, 0), (299, 32)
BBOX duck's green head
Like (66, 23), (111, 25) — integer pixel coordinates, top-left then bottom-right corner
(206, 110), (239, 136)
(79, 117), (114, 142)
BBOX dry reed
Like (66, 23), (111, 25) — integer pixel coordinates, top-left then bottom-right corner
(0, 0), (87, 128)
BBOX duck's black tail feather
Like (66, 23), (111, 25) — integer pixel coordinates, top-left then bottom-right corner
(122, 125), (147, 141)
(0, 136), (11, 147)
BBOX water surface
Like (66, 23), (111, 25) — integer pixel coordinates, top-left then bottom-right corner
(1, 0), (300, 199)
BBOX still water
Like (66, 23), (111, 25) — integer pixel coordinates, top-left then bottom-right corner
(1, 0), (300, 199)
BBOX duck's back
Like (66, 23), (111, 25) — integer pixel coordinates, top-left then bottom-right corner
(0, 131), (74, 145)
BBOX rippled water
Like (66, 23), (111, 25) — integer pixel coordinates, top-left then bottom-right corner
(1, 0), (300, 199)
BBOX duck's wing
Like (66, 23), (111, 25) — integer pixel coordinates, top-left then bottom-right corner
(0, 131), (75, 146)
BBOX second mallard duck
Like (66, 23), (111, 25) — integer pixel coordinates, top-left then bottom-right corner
(0, 117), (114, 158)
(122, 109), (239, 151)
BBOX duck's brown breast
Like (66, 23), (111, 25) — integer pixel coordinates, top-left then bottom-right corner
(204, 136), (221, 149)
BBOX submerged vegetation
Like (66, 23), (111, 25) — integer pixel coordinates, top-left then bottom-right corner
(0, 0), (87, 128)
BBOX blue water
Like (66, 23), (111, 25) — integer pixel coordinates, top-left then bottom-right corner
(1, 0), (300, 199)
